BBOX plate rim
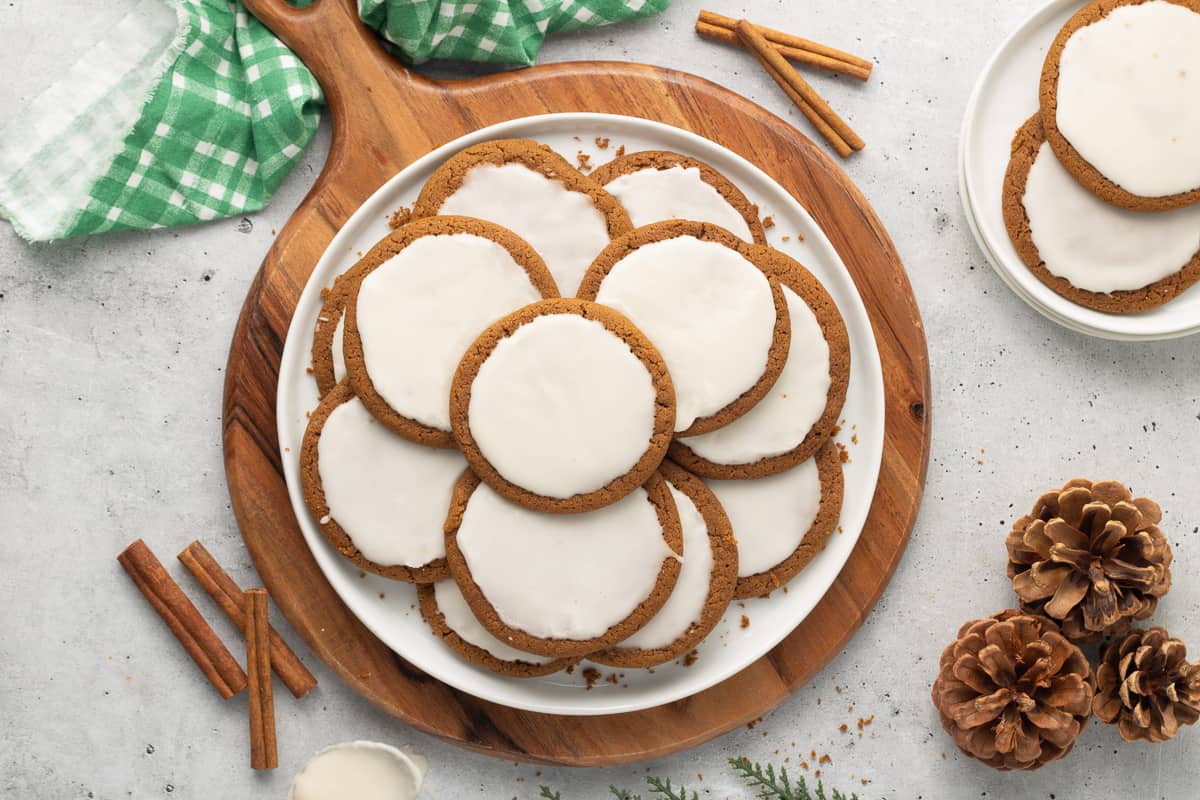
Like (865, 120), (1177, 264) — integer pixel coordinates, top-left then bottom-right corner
(275, 111), (886, 715)
(958, 0), (1200, 342)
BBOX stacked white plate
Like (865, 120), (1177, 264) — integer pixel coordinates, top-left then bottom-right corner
(959, 0), (1200, 341)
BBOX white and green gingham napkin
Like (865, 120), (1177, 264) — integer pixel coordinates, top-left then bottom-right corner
(0, 0), (668, 243)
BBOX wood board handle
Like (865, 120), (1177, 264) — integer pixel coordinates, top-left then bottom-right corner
(241, 0), (436, 118)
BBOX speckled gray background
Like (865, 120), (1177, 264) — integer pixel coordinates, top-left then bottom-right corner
(2, 1), (1198, 798)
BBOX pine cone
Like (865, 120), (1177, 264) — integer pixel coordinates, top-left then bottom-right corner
(1094, 627), (1200, 743)
(931, 610), (1094, 770)
(1006, 479), (1172, 644)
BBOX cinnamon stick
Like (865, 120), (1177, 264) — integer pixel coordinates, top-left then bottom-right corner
(698, 10), (873, 76)
(695, 20), (872, 81)
(117, 539), (247, 700)
(735, 20), (865, 157)
(178, 541), (317, 698)
(246, 589), (278, 770)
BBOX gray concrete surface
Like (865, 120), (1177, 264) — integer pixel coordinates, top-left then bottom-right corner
(2, 1), (1198, 798)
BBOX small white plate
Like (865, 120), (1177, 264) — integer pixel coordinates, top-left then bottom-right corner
(276, 113), (885, 715)
(959, 0), (1200, 341)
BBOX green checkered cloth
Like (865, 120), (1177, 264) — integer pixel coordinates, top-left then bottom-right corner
(0, 0), (668, 243)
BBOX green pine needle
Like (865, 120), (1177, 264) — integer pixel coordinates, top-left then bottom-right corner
(645, 775), (699, 800)
(541, 756), (861, 800)
(728, 756), (859, 800)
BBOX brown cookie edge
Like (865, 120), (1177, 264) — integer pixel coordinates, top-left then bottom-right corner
(1039, 0), (1200, 212)
(577, 220), (791, 437)
(342, 215), (560, 448)
(590, 149), (768, 245)
(668, 246), (851, 478)
(1002, 114), (1200, 313)
(299, 382), (450, 583)
(587, 460), (739, 669)
(448, 297), (676, 514)
(728, 438), (846, 600)
(417, 582), (579, 677)
(444, 469), (684, 658)
(410, 137), (633, 242)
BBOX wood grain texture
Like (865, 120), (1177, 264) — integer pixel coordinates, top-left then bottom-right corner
(225, 0), (931, 766)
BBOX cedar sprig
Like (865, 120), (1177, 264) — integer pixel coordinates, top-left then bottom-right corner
(728, 756), (859, 800)
(645, 776), (699, 800)
(541, 757), (859, 800)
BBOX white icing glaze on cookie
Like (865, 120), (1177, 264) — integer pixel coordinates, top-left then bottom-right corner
(456, 484), (675, 640)
(605, 165), (755, 241)
(1023, 141), (1200, 292)
(594, 236), (776, 432)
(1056, 0), (1200, 197)
(317, 397), (466, 567)
(616, 482), (713, 651)
(705, 458), (821, 577)
(355, 233), (543, 430)
(432, 580), (553, 665)
(679, 286), (830, 463)
(467, 313), (657, 499)
(290, 741), (426, 800)
(437, 162), (611, 294)
(331, 315), (347, 385)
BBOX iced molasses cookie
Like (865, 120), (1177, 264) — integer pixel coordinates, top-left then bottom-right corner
(670, 246), (849, 478)
(444, 470), (683, 658)
(589, 461), (738, 669)
(299, 383), (466, 582)
(591, 150), (766, 244)
(342, 216), (558, 448)
(1040, 0), (1200, 211)
(1003, 115), (1200, 312)
(449, 298), (675, 514)
(703, 439), (844, 599)
(578, 220), (790, 437)
(310, 262), (374, 398)
(411, 138), (632, 295)
(417, 580), (578, 677)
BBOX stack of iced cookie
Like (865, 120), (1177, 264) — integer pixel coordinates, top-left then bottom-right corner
(1002, 0), (1200, 313)
(299, 139), (849, 677)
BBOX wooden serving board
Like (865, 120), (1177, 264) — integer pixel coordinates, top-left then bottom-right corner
(224, 0), (931, 766)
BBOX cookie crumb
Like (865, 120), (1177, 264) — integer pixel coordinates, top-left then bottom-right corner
(781, 235), (791, 242)
(682, 649), (700, 667)
(387, 206), (412, 228)
(576, 151), (592, 172)
(615, 144), (626, 157)
(594, 136), (610, 149)
(582, 666), (602, 689)
(740, 615), (750, 629)
(762, 215), (775, 229)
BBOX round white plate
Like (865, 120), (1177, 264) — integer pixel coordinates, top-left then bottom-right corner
(276, 113), (885, 715)
(960, 0), (1200, 341)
